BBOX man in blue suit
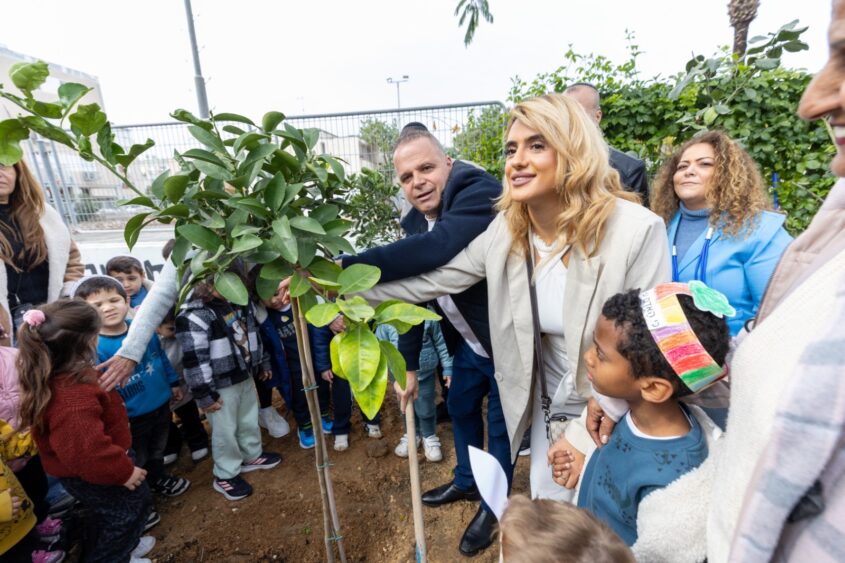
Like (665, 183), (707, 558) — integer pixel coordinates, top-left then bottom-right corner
(342, 123), (506, 556)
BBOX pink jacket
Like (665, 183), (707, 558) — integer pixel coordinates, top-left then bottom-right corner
(0, 347), (20, 429)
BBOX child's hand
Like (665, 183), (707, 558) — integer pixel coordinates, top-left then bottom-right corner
(171, 387), (184, 403)
(123, 466), (147, 490)
(328, 315), (345, 334)
(548, 437), (586, 489)
(205, 399), (224, 413)
(321, 370), (334, 382)
(260, 370), (272, 381)
(444, 375), (452, 389)
(9, 494), (21, 518)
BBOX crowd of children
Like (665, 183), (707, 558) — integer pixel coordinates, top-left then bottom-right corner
(0, 248), (455, 562)
(0, 238), (742, 562)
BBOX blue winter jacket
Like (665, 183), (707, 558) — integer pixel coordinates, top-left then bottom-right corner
(668, 210), (792, 334)
(258, 308), (301, 407)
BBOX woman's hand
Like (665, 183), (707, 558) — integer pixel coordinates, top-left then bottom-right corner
(123, 466), (147, 490)
(586, 397), (616, 448)
(96, 355), (137, 391)
(321, 369), (334, 382)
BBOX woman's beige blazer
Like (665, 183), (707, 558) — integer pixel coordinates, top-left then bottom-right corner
(363, 199), (671, 460)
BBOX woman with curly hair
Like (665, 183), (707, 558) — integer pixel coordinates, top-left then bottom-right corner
(0, 159), (84, 344)
(651, 131), (792, 334)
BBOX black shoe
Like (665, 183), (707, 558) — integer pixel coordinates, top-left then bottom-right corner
(459, 507), (497, 556)
(421, 482), (480, 507)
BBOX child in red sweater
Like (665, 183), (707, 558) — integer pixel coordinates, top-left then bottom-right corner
(16, 300), (156, 563)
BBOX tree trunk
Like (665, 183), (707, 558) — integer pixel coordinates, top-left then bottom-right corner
(733, 21), (751, 56)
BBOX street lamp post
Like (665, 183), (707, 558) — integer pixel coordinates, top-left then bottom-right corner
(184, 0), (210, 118)
(386, 75), (410, 109)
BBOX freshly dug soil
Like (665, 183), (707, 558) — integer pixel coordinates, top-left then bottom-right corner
(150, 401), (531, 562)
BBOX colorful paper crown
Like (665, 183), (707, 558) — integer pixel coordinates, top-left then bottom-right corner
(639, 281), (735, 393)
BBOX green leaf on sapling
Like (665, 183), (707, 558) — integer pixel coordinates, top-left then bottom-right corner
(262, 111), (285, 132)
(9, 61), (49, 96)
(305, 302), (341, 327)
(58, 82), (92, 114)
(338, 323), (382, 393)
(69, 103), (107, 136)
(337, 264), (381, 296)
(177, 224), (223, 252)
(379, 339), (406, 389)
(337, 296), (375, 322)
(0, 119), (30, 166)
(352, 353), (388, 418)
(214, 271), (248, 306)
(288, 271), (311, 298)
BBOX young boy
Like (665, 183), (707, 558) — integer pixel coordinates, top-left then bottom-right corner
(74, 276), (190, 529)
(258, 283), (332, 450)
(176, 271), (281, 501)
(552, 283), (731, 546)
(157, 310), (210, 464)
(105, 255), (151, 311)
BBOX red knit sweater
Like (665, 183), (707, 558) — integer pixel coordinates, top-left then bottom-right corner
(32, 369), (135, 486)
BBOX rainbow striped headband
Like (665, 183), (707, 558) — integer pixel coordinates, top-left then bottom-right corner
(639, 281), (735, 393)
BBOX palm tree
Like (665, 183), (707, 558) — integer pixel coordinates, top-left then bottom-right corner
(454, 0), (493, 47)
(729, 0), (761, 56)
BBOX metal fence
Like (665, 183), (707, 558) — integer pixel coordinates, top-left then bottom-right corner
(23, 101), (505, 231)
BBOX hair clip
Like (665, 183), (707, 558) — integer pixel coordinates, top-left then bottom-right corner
(22, 309), (46, 328)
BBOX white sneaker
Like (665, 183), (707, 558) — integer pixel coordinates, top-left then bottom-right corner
(191, 447), (209, 461)
(131, 536), (156, 558)
(130, 558), (151, 563)
(365, 424), (382, 439)
(334, 434), (349, 451)
(394, 434), (421, 458)
(258, 407), (291, 438)
(423, 435), (443, 462)
(163, 453), (177, 466)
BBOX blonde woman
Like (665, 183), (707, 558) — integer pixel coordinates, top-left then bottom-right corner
(363, 93), (669, 509)
(651, 131), (792, 335)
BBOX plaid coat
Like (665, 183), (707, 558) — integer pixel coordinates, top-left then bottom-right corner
(176, 296), (270, 408)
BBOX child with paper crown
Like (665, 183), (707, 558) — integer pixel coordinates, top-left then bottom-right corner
(549, 282), (732, 550)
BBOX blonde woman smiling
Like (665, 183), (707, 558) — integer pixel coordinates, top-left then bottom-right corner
(363, 93), (669, 505)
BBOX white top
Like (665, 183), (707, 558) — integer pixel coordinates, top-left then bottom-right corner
(532, 234), (583, 416)
(427, 218), (489, 359)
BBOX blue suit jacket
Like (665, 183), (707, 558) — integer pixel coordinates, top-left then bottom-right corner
(668, 210), (792, 334)
(342, 160), (501, 368)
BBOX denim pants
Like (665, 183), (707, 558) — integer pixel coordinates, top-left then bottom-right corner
(205, 379), (263, 479)
(401, 367), (437, 438)
(129, 401), (171, 483)
(448, 341), (513, 513)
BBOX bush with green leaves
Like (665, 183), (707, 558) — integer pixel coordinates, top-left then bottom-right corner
(459, 21), (831, 234)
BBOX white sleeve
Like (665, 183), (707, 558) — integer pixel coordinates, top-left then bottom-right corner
(116, 259), (179, 362)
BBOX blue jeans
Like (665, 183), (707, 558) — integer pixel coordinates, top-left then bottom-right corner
(448, 341), (513, 512)
(402, 367), (437, 438)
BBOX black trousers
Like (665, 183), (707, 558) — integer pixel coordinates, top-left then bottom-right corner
(129, 402), (171, 483)
(164, 399), (210, 457)
(60, 469), (152, 562)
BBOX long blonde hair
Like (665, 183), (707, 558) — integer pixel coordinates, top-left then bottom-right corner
(651, 130), (770, 237)
(496, 94), (638, 257)
(0, 160), (48, 271)
(17, 299), (101, 432)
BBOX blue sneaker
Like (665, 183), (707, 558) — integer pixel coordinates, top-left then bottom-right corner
(321, 416), (333, 434)
(298, 427), (315, 449)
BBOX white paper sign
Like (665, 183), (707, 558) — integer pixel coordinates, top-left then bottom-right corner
(468, 446), (508, 521)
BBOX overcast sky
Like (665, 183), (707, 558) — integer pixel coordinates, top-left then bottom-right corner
(1, 0), (830, 125)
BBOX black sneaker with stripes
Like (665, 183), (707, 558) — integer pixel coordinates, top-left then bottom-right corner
(240, 451), (282, 473)
(151, 474), (191, 497)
